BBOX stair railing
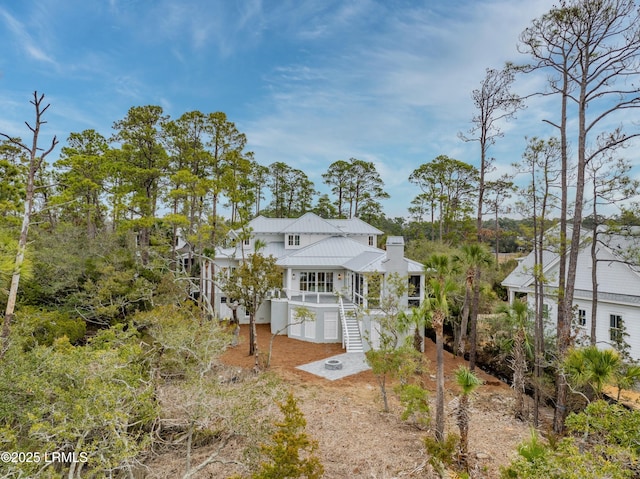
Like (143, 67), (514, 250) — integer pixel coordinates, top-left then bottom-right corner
(338, 293), (351, 351)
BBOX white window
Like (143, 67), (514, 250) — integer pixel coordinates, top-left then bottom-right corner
(610, 314), (623, 343)
(408, 275), (421, 307)
(299, 271), (334, 292)
(577, 309), (586, 327)
(368, 235), (374, 246)
(288, 234), (300, 246)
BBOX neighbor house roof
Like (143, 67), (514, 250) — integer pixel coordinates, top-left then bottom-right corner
(502, 226), (640, 291)
(501, 248), (560, 290)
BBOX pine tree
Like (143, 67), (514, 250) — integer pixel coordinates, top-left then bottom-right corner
(252, 392), (324, 479)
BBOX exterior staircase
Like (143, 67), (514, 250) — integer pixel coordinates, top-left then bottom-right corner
(338, 297), (364, 352)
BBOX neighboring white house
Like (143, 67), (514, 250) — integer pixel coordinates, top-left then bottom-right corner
(502, 227), (640, 362)
(200, 212), (426, 352)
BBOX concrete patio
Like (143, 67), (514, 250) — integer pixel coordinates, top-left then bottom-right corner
(296, 352), (370, 381)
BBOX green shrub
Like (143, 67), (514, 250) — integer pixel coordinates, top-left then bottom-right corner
(395, 383), (430, 429)
(251, 392), (324, 479)
(15, 307), (86, 349)
(501, 404), (640, 479)
(0, 324), (156, 478)
(424, 433), (459, 471)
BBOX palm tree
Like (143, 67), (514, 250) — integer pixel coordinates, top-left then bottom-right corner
(454, 365), (482, 470)
(398, 304), (429, 353)
(497, 299), (533, 420)
(615, 363), (640, 401)
(453, 244), (493, 360)
(564, 346), (621, 400)
(423, 253), (458, 443)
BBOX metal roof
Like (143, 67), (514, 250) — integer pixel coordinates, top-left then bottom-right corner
(246, 215), (293, 233)
(239, 213), (383, 236)
(214, 213), (420, 275)
(343, 251), (384, 272)
(325, 217), (384, 235)
(280, 212), (343, 234)
(276, 236), (381, 268)
(502, 227), (640, 290)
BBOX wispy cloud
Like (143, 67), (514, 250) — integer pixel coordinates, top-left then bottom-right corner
(7, 0), (624, 219)
(0, 6), (57, 65)
(242, 0), (559, 215)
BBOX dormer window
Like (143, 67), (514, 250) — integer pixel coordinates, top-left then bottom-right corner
(288, 234), (300, 246)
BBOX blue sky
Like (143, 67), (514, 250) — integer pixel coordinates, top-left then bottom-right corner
(1, 0), (567, 218)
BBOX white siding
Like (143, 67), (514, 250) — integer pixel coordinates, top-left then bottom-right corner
(369, 319), (381, 350)
(594, 302), (640, 360)
(324, 312), (339, 340)
(289, 320), (302, 338)
(350, 235), (376, 247)
(305, 317), (317, 339)
(534, 296), (640, 362)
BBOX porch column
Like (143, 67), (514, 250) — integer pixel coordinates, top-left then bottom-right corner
(286, 268), (292, 298)
(363, 275), (369, 309)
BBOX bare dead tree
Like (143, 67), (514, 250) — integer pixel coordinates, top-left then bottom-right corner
(1, 91), (58, 356)
(460, 67), (524, 371)
(514, 136), (562, 426)
(520, 0), (640, 433)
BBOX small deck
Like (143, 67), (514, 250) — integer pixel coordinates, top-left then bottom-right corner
(287, 293), (356, 307)
(289, 294), (337, 304)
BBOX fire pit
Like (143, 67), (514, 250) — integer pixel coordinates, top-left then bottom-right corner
(324, 359), (343, 370)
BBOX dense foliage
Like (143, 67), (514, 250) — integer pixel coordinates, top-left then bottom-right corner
(0, 322), (156, 477)
(502, 401), (640, 478)
(4, 1), (640, 475)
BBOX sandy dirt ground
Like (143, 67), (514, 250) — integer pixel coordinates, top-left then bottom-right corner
(213, 324), (542, 478)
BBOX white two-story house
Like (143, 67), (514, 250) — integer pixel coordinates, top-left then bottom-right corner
(502, 227), (640, 362)
(200, 213), (425, 351)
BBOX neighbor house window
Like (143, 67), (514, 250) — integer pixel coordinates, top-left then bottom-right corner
(288, 234), (300, 246)
(368, 235), (374, 246)
(577, 309), (586, 327)
(610, 314), (623, 343)
(299, 271), (333, 293)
